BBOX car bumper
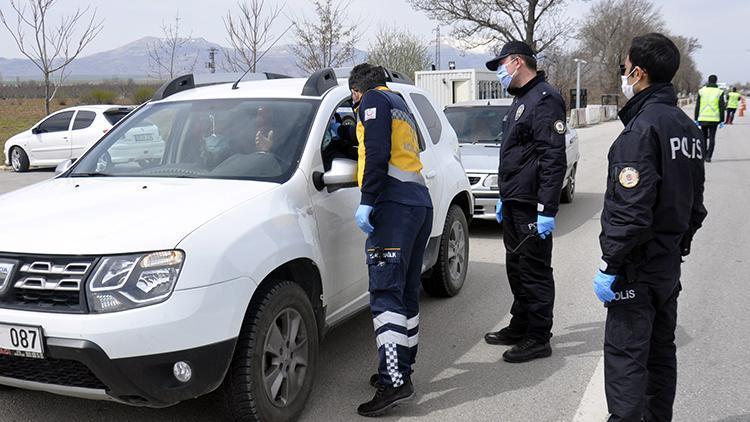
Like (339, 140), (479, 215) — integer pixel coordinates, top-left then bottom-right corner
(472, 191), (500, 220)
(0, 337), (235, 407)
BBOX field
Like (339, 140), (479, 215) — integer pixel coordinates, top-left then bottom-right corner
(0, 99), (67, 166)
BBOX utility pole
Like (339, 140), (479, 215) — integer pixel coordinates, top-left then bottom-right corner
(573, 58), (587, 110)
(206, 47), (219, 74)
(433, 25), (441, 70)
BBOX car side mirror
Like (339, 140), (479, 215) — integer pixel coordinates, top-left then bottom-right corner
(313, 158), (358, 192)
(31, 127), (41, 135)
(54, 159), (73, 175)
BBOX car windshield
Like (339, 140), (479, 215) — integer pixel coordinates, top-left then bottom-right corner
(444, 106), (510, 144)
(70, 98), (318, 182)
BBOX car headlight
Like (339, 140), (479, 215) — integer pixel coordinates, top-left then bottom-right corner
(87, 250), (184, 313)
(482, 174), (499, 189)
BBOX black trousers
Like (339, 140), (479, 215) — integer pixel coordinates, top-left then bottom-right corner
(605, 279), (681, 422)
(726, 108), (737, 124)
(701, 123), (718, 160)
(501, 201), (554, 341)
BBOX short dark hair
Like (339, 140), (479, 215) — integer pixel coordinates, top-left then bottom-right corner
(628, 33), (680, 84)
(708, 74), (718, 84)
(511, 54), (537, 71)
(348, 63), (387, 92)
(732, 87), (737, 92)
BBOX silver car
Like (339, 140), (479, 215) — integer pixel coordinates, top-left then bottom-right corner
(445, 99), (580, 221)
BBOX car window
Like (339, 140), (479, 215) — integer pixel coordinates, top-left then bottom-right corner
(38, 111), (74, 133)
(409, 93), (442, 144)
(321, 102), (358, 171)
(70, 99), (319, 183)
(72, 111), (97, 130)
(444, 106), (510, 144)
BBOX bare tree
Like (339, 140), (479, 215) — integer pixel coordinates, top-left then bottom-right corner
(223, 0), (288, 72)
(367, 27), (431, 79)
(0, 0), (103, 114)
(671, 35), (702, 95)
(292, 0), (361, 73)
(148, 13), (198, 80)
(408, 0), (572, 54)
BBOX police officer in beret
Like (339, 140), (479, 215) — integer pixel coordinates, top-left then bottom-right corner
(593, 33), (707, 421)
(483, 40), (568, 363)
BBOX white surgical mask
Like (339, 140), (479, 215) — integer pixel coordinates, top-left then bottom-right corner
(621, 67), (640, 100)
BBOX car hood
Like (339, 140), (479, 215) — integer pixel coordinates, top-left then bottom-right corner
(0, 177), (278, 255)
(459, 143), (501, 174)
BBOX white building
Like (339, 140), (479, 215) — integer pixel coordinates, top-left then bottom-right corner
(414, 69), (506, 108)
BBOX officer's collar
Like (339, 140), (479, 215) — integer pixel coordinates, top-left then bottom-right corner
(618, 83), (676, 126)
(373, 85), (390, 92)
(507, 71), (546, 97)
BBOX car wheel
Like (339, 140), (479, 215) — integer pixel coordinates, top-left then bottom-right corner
(10, 147), (30, 172)
(219, 281), (318, 422)
(561, 164), (576, 204)
(423, 204), (469, 297)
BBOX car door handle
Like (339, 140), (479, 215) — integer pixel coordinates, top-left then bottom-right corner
(425, 170), (437, 179)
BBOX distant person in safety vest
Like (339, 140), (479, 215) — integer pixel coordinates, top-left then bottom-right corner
(694, 74), (726, 162)
(725, 87), (742, 125)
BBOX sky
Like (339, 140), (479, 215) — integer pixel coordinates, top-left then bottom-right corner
(0, 0), (748, 83)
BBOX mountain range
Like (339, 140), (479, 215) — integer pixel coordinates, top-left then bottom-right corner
(0, 37), (492, 82)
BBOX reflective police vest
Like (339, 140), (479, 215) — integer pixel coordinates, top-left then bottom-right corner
(698, 86), (722, 122)
(728, 92), (741, 109)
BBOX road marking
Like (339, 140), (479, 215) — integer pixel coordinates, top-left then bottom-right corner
(572, 356), (608, 422)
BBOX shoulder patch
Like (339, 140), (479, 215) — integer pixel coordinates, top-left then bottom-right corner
(364, 107), (377, 121)
(554, 120), (566, 134)
(618, 167), (640, 188)
(515, 104), (525, 120)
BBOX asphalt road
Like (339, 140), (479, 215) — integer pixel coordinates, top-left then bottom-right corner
(0, 114), (748, 421)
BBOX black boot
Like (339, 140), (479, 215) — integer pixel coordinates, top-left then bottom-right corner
(357, 378), (415, 417)
(484, 326), (525, 345)
(502, 337), (552, 363)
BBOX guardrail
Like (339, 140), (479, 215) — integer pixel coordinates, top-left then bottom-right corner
(570, 99), (693, 128)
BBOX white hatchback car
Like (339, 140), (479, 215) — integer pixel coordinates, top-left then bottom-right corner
(0, 69), (473, 421)
(3, 105), (135, 172)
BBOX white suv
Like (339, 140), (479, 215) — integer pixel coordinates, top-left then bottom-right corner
(0, 69), (472, 421)
(3, 105), (136, 172)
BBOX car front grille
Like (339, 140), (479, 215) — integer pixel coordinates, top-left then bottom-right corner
(0, 354), (107, 390)
(0, 255), (96, 313)
(468, 176), (481, 185)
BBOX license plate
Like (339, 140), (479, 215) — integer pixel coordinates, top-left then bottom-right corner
(0, 323), (44, 359)
(135, 134), (153, 142)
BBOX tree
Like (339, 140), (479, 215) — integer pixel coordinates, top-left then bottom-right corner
(223, 0), (288, 72)
(148, 13), (198, 80)
(0, 0), (103, 114)
(291, 0), (361, 73)
(408, 0), (572, 54)
(367, 27), (431, 79)
(670, 35), (702, 95)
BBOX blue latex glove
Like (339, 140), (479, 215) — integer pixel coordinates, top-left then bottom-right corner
(536, 214), (556, 239)
(495, 199), (503, 223)
(593, 271), (616, 303)
(355, 205), (374, 234)
(694, 120), (701, 127)
(719, 122), (725, 129)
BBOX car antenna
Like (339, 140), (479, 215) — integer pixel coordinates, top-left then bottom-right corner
(232, 68), (252, 90)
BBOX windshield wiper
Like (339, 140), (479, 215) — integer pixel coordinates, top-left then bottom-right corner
(70, 172), (114, 177)
(473, 139), (502, 144)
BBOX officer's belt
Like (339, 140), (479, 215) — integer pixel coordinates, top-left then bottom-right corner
(388, 164), (426, 186)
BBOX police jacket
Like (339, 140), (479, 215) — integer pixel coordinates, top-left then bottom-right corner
(356, 86), (432, 208)
(499, 72), (567, 217)
(600, 83), (707, 283)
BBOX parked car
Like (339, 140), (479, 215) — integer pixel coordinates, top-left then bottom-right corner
(3, 105), (135, 172)
(0, 69), (473, 422)
(444, 99), (580, 220)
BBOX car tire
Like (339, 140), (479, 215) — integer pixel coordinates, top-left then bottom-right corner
(10, 147), (30, 172)
(219, 281), (319, 422)
(561, 164), (576, 204)
(422, 204), (469, 298)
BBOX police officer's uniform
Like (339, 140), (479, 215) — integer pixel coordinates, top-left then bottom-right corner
(355, 85), (433, 388)
(600, 83), (707, 421)
(694, 84), (725, 161)
(493, 71), (568, 345)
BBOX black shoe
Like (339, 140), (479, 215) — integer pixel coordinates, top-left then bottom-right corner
(502, 337), (552, 363)
(369, 370), (413, 388)
(484, 326), (526, 345)
(357, 378), (415, 417)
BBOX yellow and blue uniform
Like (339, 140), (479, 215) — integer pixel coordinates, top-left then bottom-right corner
(356, 85), (432, 388)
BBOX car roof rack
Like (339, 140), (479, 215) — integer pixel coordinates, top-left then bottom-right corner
(384, 68), (414, 85)
(302, 68), (339, 96)
(152, 72), (293, 100)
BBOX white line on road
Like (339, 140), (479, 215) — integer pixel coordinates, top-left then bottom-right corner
(572, 356), (608, 422)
